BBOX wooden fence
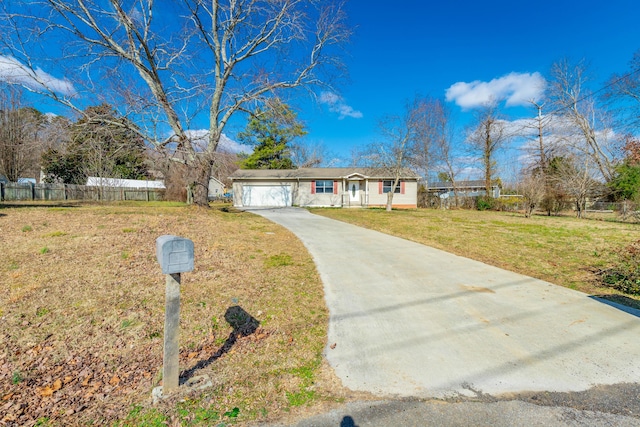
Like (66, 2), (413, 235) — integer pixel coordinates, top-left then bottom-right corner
(0, 182), (164, 202)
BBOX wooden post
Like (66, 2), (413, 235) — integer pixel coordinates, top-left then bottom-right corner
(163, 273), (181, 392)
(155, 235), (194, 398)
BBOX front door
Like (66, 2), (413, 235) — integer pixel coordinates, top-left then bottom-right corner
(348, 181), (360, 203)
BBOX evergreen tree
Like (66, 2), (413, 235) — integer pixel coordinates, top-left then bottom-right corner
(239, 101), (306, 170)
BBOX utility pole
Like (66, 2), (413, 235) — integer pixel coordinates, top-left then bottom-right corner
(530, 101), (547, 175)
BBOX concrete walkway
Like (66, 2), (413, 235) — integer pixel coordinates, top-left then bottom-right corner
(249, 207), (640, 401)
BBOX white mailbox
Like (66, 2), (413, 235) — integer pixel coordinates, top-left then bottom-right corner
(156, 235), (194, 275)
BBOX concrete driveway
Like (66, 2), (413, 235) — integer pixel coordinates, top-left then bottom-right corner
(248, 208), (640, 399)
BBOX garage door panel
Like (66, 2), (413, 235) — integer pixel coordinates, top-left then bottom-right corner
(243, 185), (292, 207)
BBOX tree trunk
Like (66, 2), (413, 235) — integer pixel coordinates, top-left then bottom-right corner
(192, 160), (212, 207)
(576, 200), (582, 218)
(386, 191), (393, 211)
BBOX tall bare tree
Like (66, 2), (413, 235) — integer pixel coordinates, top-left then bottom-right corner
(466, 104), (509, 198)
(548, 59), (618, 183)
(1, 0), (350, 205)
(366, 97), (428, 211)
(428, 98), (460, 206)
(603, 49), (640, 132)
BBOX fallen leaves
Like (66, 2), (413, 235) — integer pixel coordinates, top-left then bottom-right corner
(2, 342), (160, 425)
(2, 204), (331, 426)
(81, 373), (92, 387)
(38, 379), (63, 397)
(109, 374), (120, 386)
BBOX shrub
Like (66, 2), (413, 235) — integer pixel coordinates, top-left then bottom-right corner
(476, 196), (494, 211)
(494, 196), (523, 212)
(600, 240), (640, 295)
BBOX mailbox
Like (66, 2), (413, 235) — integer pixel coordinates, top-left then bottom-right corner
(156, 235), (194, 274)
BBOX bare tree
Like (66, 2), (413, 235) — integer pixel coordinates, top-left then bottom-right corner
(0, 87), (44, 181)
(410, 97), (437, 184)
(365, 97), (427, 211)
(429, 99), (461, 207)
(521, 101), (563, 215)
(1, 0), (350, 205)
(290, 141), (325, 168)
(603, 49), (640, 132)
(466, 104), (509, 198)
(518, 172), (545, 218)
(211, 151), (241, 187)
(548, 59), (619, 183)
(549, 155), (605, 218)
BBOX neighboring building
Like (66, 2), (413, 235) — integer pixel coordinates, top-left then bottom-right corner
(208, 176), (226, 200)
(0, 176), (35, 184)
(86, 177), (166, 189)
(229, 168), (419, 208)
(428, 180), (501, 199)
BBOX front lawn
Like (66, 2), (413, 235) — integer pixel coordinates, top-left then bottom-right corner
(0, 202), (345, 426)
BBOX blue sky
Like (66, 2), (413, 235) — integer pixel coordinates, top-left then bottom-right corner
(299, 0), (640, 163)
(2, 0), (640, 175)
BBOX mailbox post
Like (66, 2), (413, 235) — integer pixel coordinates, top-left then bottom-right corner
(155, 235), (194, 395)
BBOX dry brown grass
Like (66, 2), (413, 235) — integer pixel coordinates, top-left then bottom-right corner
(312, 207), (640, 309)
(0, 202), (351, 426)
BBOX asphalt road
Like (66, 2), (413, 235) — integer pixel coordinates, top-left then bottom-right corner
(248, 207), (640, 426)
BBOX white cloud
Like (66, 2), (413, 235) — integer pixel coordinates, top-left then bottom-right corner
(219, 133), (252, 153)
(185, 130), (251, 154)
(445, 72), (546, 109)
(319, 91), (363, 119)
(0, 55), (76, 97)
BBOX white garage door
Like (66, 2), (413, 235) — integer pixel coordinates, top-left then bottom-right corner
(242, 185), (292, 207)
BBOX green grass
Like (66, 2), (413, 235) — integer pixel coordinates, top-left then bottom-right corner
(177, 400), (221, 425)
(116, 405), (167, 427)
(312, 208), (640, 307)
(265, 253), (294, 267)
(12, 371), (22, 384)
(120, 319), (135, 329)
(43, 231), (67, 237)
(285, 357), (321, 407)
(34, 418), (51, 427)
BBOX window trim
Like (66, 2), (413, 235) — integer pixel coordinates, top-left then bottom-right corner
(315, 180), (334, 194)
(382, 180), (401, 193)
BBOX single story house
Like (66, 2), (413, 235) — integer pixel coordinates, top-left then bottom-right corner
(229, 168), (419, 208)
(428, 180), (501, 199)
(86, 177), (166, 188)
(208, 176), (226, 200)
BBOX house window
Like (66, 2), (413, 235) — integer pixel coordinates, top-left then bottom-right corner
(382, 180), (401, 193)
(315, 180), (334, 193)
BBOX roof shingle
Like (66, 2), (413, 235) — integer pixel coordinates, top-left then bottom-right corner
(229, 167), (420, 180)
